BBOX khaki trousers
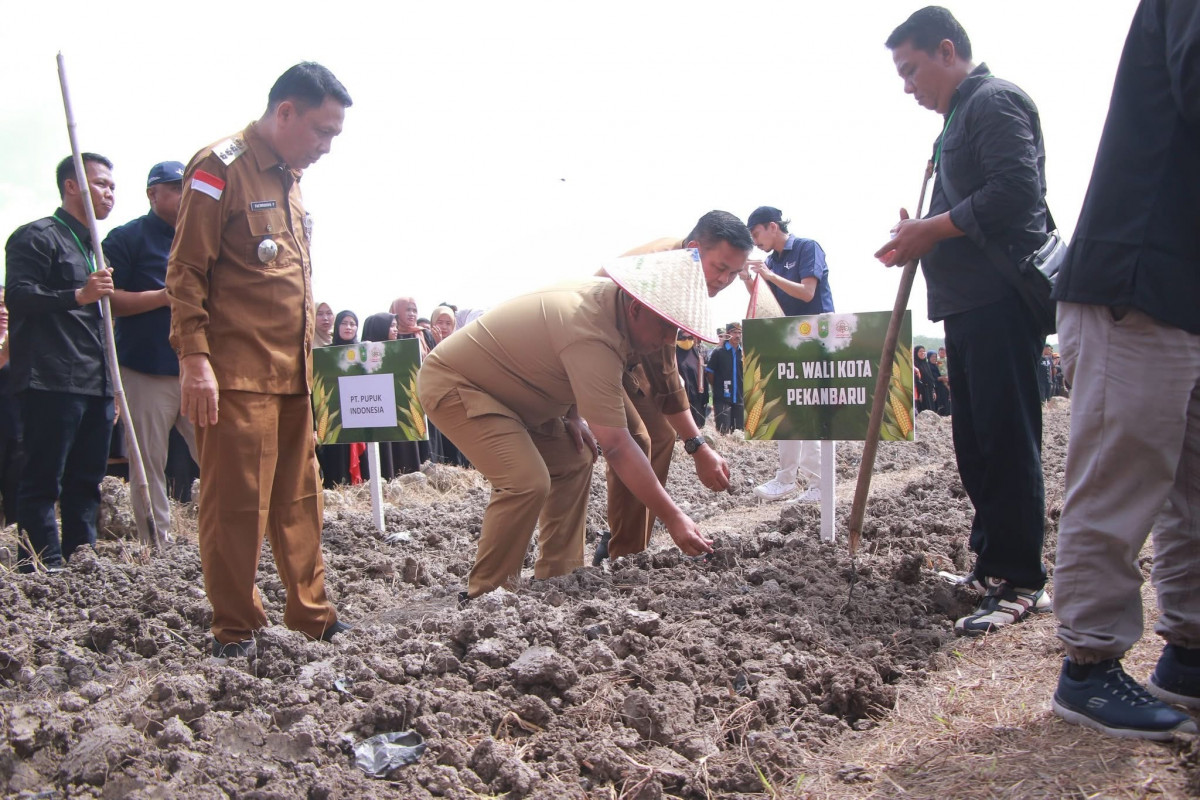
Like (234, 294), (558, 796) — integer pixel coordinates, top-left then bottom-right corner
(423, 387), (593, 596)
(606, 375), (676, 558)
(1054, 303), (1200, 662)
(195, 391), (336, 643)
(120, 367), (198, 537)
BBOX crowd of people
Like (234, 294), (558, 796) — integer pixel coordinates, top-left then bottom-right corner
(312, 298), (470, 489)
(2, 1), (1198, 747)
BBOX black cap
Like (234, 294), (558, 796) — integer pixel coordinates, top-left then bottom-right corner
(146, 161), (185, 187)
(746, 206), (783, 229)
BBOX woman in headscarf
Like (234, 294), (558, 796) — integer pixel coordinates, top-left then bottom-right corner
(387, 297), (431, 472)
(429, 305), (457, 346)
(913, 346), (938, 414)
(332, 310), (359, 346)
(360, 312), (398, 343)
(390, 297), (432, 358)
(317, 310), (363, 488)
(927, 349), (951, 415)
(315, 302), (335, 347)
(426, 305), (469, 467)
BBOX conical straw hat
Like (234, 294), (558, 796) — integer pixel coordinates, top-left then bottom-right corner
(600, 248), (716, 343)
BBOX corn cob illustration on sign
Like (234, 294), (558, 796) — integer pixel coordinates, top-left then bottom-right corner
(742, 311), (914, 441)
(311, 338), (427, 444)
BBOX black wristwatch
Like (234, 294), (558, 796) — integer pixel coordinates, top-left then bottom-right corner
(683, 436), (706, 455)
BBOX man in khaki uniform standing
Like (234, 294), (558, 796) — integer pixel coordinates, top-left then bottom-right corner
(167, 62), (352, 660)
(420, 251), (717, 597)
(598, 211), (752, 562)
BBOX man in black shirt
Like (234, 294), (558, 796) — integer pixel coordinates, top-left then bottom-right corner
(1038, 344), (1055, 403)
(1051, 0), (1200, 741)
(4, 154), (116, 572)
(877, 7), (1050, 635)
(705, 322), (744, 434)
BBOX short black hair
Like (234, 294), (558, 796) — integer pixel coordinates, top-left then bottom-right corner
(885, 6), (972, 61)
(685, 210), (753, 253)
(56, 153), (112, 199)
(267, 62), (353, 113)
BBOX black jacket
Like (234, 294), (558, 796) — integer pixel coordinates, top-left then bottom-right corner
(4, 209), (111, 396)
(1053, 0), (1200, 334)
(923, 64), (1050, 321)
(705, 343), (743, 404)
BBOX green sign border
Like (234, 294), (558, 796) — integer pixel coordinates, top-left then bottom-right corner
(312, 338), (427, 444)
(742, 310), (914, 442)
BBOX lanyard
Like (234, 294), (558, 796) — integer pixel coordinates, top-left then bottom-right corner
(933, 106), (957, 170)
(934, 71), (992, 170)
(51, 211), (96, 274)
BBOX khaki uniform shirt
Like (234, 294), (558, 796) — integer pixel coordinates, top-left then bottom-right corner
(420, 279), (637, 429)
(615, 237), (690, 416)
(167, 123), (314, 394)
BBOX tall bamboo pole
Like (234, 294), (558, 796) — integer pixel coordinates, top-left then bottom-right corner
(847, 162), (934, 557)
(56, 52), (163, 549)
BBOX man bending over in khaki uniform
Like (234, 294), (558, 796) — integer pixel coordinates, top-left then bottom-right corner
(419, 251), (717, 597)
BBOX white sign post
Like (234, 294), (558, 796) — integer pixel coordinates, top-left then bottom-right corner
(820, 441), (836, 542)
(338, 374), (399, 532)
(365, 443), (385, 532)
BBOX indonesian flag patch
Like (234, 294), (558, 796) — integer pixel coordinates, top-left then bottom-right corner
(192, 170), (225, 201)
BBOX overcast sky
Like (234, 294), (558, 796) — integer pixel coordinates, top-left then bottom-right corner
(1, 0), (1137, 338)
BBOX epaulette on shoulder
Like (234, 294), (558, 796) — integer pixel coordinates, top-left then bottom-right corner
(212, 136), (248, 166)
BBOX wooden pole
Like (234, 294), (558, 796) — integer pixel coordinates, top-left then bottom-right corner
(847, 162), (934, 557)
(56, 53), (164, 549)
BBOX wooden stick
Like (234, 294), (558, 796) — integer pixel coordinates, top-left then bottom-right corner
(56, 53), (164, 550)
(847, 162), (934, 557)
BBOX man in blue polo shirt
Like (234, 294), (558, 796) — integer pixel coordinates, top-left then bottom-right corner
(745, 206), (836, 503)
(103, 161), (198, 540)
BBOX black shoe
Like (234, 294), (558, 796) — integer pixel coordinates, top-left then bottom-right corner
(1149, 644), (1200, 709)
(1052, 658), (1197, 740)
(211, 638), (256, 662)
(320, 620), (352, 642)
(593, 530), (611, 566)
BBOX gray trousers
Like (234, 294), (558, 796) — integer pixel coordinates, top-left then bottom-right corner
(1054, 303), (1200, 663)
(120, 367), (199, 537)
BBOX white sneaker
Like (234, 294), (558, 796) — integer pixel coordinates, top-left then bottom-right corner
(795, 486), (821, 504)
(753, 478), (799, 502)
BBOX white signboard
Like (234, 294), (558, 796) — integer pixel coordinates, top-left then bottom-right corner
(338, 374), (398, 429)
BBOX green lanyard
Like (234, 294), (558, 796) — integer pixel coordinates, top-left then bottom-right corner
(934, 72), (992, 170)
(52, 211), (96, 274)
(933, 106), (958, 170)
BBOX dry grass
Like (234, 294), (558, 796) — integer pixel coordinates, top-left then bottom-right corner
(805, 574), (1193, 799)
